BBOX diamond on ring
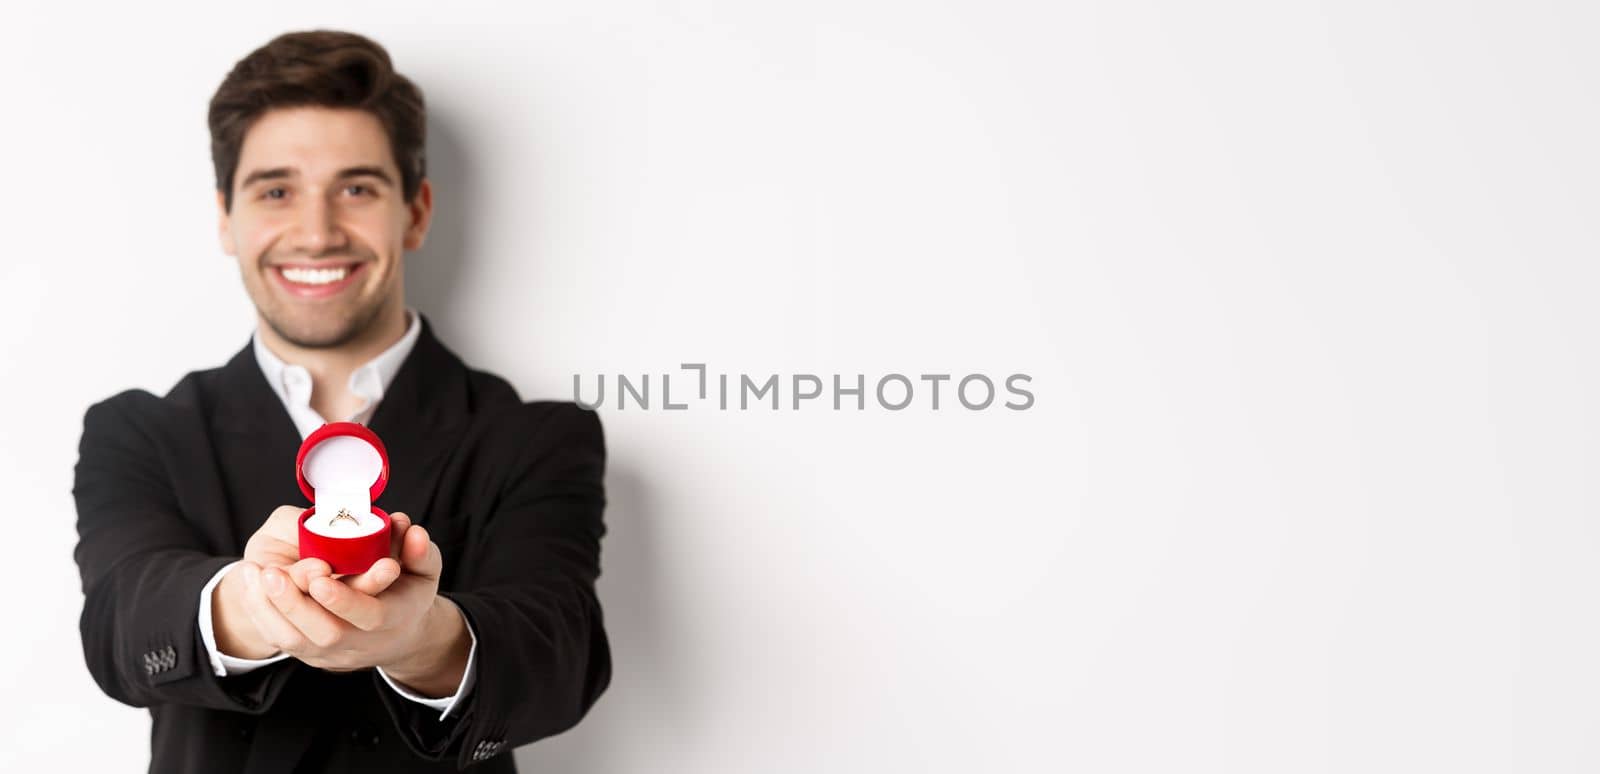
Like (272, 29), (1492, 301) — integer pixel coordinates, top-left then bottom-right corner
(329, 508), (359, 528)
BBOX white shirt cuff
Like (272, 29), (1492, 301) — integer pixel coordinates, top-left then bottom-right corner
(197, 560), (292, 677)
(376, 606), (478, 720)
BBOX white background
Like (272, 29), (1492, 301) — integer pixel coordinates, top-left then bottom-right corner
(0, 1), (1594, 771)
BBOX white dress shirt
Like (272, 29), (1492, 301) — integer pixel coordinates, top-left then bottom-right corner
(195, 308), (478, 720)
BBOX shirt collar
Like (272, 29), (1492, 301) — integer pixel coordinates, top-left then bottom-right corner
(252, 308), (423, 423)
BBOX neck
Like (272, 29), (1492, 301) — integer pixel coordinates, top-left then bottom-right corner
(256, 299), (409, 400)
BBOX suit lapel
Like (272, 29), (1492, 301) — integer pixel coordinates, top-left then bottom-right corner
(209, 342), (306, 544)
(213, 340), (303, 440)
(363, 316), (473, 529)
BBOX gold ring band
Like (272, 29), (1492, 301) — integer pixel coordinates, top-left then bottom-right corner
(328, 508), (359, 528)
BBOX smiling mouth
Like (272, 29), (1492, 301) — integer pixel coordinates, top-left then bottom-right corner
(280, 264), (354, 285)
(271, 262), (367, 296)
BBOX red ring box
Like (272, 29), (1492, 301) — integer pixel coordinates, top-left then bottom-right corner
(295, 422), (392, 574)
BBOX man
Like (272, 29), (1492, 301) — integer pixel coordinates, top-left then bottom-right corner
(71, 30), (611, 773)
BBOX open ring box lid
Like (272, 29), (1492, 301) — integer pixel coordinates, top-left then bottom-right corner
(296, 422), (392, 574)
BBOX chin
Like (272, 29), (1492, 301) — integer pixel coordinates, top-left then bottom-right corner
(266, 312), (367, 349)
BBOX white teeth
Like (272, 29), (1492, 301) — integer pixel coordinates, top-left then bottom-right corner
(280, 266), (351, 285)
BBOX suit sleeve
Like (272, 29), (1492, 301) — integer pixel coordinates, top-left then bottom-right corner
(376, 403), (613, 767)
(72, 393), (297, 712)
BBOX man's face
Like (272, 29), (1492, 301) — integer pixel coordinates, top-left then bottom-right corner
(218, 107), (431, 349)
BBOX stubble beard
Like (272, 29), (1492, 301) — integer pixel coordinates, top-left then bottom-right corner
(261, 299), (387, 350)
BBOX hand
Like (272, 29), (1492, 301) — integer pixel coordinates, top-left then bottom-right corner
(246, 513), (470, 693)
(213, 506), (401, 659)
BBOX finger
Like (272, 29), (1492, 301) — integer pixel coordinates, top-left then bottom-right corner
(261, 566), (348, 649)
(342, 557), (402, 597)
(261, 538), (302, 567)
(400, 524), (443, 579)
(310, 575), (386, 631)
(286, 557), (333, 594)
(240, 563), (308, 654)
(269, 505), (308, 540)
(387, 512), (412, 558)
(268, 505), (303, 525)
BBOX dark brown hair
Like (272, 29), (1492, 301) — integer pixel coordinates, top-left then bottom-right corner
(209, 30), (426, 211)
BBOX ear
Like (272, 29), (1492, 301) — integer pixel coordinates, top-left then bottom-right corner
(402, 178), (434, 251)
(216, 190), (236, 257)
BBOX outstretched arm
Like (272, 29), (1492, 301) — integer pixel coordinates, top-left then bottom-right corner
(381, 404), (614, 767)
(73, 396), (297, 712)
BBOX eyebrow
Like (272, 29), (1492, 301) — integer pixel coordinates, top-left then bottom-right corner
(237, 165), (396, 189)
(335, 166), (396, 185)
(238, 167), (293, 188)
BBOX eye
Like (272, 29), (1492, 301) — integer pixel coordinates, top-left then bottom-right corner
(344, 184), (374, 197)
(262, 187), (287, 200)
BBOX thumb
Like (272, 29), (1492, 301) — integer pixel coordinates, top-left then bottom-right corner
(386, 512), (412, 559)
(400, 524), (442, 579)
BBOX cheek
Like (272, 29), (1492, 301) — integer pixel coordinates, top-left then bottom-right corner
(348, 211), (408, 261)
(234, 217), (289, 263)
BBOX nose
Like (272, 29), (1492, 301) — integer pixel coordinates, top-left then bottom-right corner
(287, 196), (349, 255)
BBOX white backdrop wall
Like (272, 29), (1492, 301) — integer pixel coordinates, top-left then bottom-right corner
(2, 1), (1596, 771)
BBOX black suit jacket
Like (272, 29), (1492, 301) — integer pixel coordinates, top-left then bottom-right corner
(72, 317), (611, 773)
